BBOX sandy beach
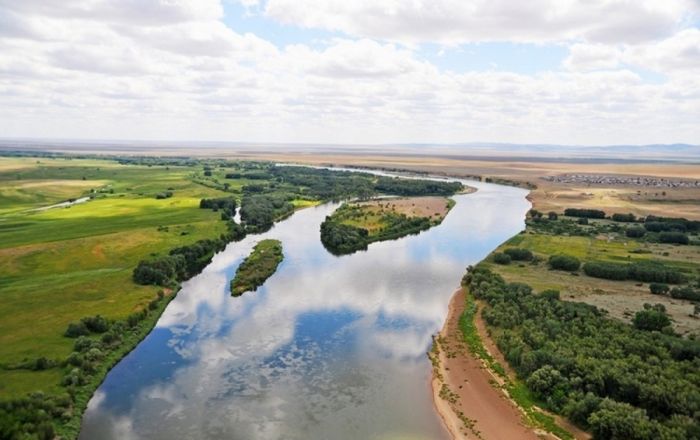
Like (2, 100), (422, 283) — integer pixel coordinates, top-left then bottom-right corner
(430, 288), (542, 440)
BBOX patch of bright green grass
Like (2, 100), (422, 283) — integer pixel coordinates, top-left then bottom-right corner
(0, 157), (231, 399)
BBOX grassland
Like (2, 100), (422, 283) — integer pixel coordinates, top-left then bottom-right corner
(230, 239), (284, 296)
(0, 157), (242, 400)
(485, 215), (700, 336)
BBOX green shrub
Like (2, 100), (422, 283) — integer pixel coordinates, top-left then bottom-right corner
(633, 308), (671, 331)
(625, 227), (646, 238)
(649, 283), (670, 295)
(669, 286), (700, 301)
(612, 213), (636, 222)
(504, 248), (534, 261)
(493, 253), (512, 265)
(81, 315), (109, 333)
(64, 322), (89, 338)
(583, 261), (628, 280)
(658, 231), (689, 245)
(564, 208), (605, 219)
(549, 255), (581, 271)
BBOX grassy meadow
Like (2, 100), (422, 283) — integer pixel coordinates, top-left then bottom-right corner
(0, 157), (237, 398)
(485, 215), (700, 336)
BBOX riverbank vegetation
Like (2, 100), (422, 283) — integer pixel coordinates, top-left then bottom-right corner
(0, 155), (465, 438)
(230, 239), (283, 296)
(490, 208), (700, 335)
(464, 266), (700, 439)
(457, 206), (700, 439)
(320, 196), (456, 255)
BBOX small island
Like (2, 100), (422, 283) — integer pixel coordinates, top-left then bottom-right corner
(321, 196), (456, 255)
(230, 239), (284, 296)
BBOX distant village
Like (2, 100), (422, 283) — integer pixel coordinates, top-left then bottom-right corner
(542, 174), (700, 188)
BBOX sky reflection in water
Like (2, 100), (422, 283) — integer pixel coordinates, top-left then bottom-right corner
(79, 179), (530, 440)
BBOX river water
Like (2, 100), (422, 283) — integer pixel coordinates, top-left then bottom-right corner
(79, 172), (530, 440)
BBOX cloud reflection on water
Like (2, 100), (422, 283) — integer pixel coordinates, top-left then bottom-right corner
(79, 180), (530, 440)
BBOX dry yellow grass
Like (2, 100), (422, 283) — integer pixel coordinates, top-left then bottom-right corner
(357, 196), (451, 218)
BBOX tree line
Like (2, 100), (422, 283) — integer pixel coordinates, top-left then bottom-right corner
(465, 266), (700, 440)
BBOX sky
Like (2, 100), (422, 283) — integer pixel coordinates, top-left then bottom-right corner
(0, 0), (699, 146)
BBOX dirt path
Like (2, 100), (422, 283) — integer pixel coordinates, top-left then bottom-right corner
(430, 288), (542, 440)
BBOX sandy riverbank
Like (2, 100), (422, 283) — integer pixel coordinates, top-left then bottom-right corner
(430, 288), (541, 440)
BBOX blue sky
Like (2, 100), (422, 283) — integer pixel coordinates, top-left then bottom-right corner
(222, 2), (570, 75)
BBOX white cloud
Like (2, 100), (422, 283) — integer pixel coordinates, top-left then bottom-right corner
(0, 0), (698, 145)
(564, 43), (622, 71)
(263, 0), (696, 45)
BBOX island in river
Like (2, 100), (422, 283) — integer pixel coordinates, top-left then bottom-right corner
(230, 239), (284, 296)
(320, 196), (458, 255)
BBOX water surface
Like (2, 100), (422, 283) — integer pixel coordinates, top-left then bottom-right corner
(80, 175), (530, 440)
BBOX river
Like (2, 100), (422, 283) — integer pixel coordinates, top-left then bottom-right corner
(79, 171), (530, 440)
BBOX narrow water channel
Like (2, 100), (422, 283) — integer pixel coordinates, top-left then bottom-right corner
(79, 172), (530, 440)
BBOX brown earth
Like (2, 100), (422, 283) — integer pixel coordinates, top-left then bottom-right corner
(431, 288), (542, 440)
(357, 196), (452, 219)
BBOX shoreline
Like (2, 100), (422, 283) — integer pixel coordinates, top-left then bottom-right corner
(430, 287), (542, 440)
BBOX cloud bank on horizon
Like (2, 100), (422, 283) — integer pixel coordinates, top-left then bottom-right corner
(0, 0), (698, 146)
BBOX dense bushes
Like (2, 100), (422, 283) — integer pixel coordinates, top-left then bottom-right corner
(626, 227), (646, 238)
(0, 393), (68, 440)
(493, 253), (512, 265)
(133, 237), (230, 286)
(627, 262), (685, 283)
(548, 255), (581, 271)
(200, 197), (236, 218)
(268, 166), (463, 201)
(373, 177), (463, 196)
(564, 208), (606, 219)
(467, 266), (700, 439)
(645, 215), (700, 232)
(320, 221), (369, 254)
(583, 261), (685, 283)
(633, 306), (671, 331)
(133, 254), (186, 285)
(658, 231), (690, 245)
(611, 213), (636, 222)
(240, 194), (294, 232)
(669, 286), (700, 301)
(649, 283), (670, 295)
(270, 166), (376, 200)
(504, 248), (533, 261)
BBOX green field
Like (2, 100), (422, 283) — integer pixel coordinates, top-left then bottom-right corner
(0, 157), (237, 398)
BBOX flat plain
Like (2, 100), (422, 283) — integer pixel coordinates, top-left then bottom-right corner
(0, 157), (231, 397)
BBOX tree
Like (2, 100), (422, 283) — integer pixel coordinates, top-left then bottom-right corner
(587, 399), (653, 440)
(633, 308), (671, 331)
(527, 365), (564, 396)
